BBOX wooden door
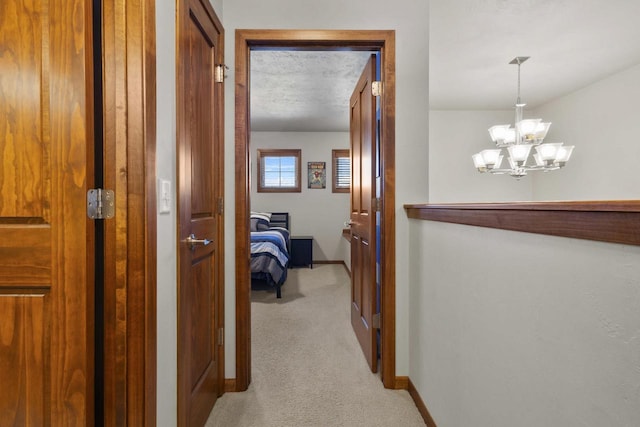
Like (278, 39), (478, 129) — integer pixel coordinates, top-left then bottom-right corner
(177, 0), (225, 425)
(349, 55), (378, 372)
(0, 0), (94, 425)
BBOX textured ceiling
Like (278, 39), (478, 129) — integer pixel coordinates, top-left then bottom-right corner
(249, 1), (640, 131)
(250, 50), (373, 132)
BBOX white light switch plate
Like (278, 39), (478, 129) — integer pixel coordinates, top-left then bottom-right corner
(158, 179), (171, 214)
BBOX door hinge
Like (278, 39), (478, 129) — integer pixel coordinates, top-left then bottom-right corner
(373, 197), (382, 212)
(87, 189), (115, 219)
(217, 197), (224, 214)
(372, 81), (382, 97)
(372, 313), (381, 329)
(217, 327), (224, 346)
(214, 64), (228, 83)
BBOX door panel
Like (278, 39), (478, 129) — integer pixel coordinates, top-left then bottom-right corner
(0, 0), (93, 424)
(350, 55), (378, 372)
(177, 0), (224, 425)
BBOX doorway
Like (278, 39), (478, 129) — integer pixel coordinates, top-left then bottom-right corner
(234, 29), (397, 391)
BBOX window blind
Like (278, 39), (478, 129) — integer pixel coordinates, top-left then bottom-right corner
(332, 149), (350, 193)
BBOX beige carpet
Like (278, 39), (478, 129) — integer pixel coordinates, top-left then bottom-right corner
(206, 264), (425, 427)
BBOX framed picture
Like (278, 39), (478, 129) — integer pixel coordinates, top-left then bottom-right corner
(307, 161), (326, 189)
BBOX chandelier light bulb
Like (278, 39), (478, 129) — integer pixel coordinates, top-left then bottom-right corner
(507, 144), (532, 165)
(481, 149), (502, 168)
(534, 122), (551, 141)
(472, 153), (487, 170)
(536, 143), (563, 163)
(555, 145), (574, 165)
(488, 125), (510, 143)
(516, 119), (541, 141)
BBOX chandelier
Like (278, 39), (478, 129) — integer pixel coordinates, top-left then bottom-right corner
(472, 56), (574, 179)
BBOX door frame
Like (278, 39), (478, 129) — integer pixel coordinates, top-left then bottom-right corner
(234, 29), (396, 391)
(102, 0), (157, 424)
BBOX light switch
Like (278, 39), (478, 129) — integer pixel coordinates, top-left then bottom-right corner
(158, 179), (171, 214)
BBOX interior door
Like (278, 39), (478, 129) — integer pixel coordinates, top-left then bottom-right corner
(177, 0), (225, 425)
(349, 54), (378, 372)
(0, 0), (94, 424)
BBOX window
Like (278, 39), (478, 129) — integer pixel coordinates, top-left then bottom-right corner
(257, 149), (301, 193)
(332, 149), (351, 193)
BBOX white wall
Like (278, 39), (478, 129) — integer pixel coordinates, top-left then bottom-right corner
(155, 0), (177, 425)
(222, 0), (430, 378)
(210, 0), (222, 14)
(429, 110), (532, 202)
(408, 220), (640, 426)
(251, 132), (350, 261)
(531, 63), (640, 201)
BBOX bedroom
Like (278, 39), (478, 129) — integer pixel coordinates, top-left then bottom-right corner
(248, 50), (375, 296)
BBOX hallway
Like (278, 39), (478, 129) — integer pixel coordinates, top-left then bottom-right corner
(206, 264), (425, 426)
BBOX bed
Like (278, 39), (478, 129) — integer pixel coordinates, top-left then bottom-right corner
(250, 212), (290, 298)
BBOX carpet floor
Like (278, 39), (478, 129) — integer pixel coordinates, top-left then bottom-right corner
(206, 264), (425, 427)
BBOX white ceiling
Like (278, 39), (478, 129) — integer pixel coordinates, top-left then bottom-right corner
(430, 0), (640, 110)
(249, 0), (640, 131)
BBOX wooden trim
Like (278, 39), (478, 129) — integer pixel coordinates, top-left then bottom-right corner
(102, 1), (123, 421)
(342, 228), (351, 241)
(102, 0), (157, 425)
(235, 29), (396, 392)
(404, 201), (640, 246)
(394, 376), (409, 390)
(224, 379), (237, 393)
(138, 0), (158, 424)
(308, 260), (352, 277)
(313, 260), (351, 276)
(408, 379), (438, 427)
(214, 12), (226, 401)
(379, 30), (397, 390)
(235, 29), (252, 392)
(342, 261), (351, 278)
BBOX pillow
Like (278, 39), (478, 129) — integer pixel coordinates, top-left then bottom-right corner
(250, 212), (271, 231)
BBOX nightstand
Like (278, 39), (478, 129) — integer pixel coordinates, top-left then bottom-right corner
(290, 236), (313, 268)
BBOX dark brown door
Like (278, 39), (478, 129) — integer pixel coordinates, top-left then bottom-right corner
(349, 55), (378, 372)
(177, 0), (225, 425)
(0, 1), (94, 424)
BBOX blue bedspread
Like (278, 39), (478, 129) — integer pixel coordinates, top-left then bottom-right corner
(250, 227), (290, 287)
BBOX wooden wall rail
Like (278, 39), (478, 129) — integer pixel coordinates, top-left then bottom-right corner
(404, 201), (640, 246)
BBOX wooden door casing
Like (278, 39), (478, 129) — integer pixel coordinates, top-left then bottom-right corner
(177, 0), (225, 425)
(0, 0), (94, 424)
(350, 54), (378, 373)
(234, 30), (397, 391)
(101, 0), (158, 424)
